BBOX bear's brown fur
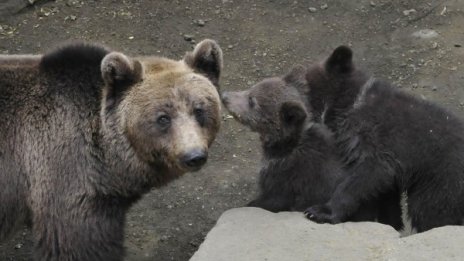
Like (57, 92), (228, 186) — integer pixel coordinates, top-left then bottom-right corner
(0, 39), (223, 261)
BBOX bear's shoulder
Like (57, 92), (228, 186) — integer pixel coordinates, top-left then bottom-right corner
(40, 42), (110, 71)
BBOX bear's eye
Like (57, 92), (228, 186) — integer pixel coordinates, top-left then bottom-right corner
(156, 115), (171, 127)
(194, 108), (204, 117)
(248, 96), (255, 108)
(194, 108), (206, 126)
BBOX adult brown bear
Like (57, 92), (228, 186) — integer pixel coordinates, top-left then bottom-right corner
(0, 39), (223, 261)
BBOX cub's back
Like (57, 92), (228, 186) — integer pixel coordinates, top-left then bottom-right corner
(353, 81), (464, 168)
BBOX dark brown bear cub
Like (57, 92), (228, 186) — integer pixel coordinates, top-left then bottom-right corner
(0, 39), (223, 261)
(222, 72), (344, 212)
(304, 46), (464, 233)
(221, 69), (402, 229)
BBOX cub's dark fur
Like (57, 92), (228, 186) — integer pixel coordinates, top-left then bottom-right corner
(221, 72), (403, 229)
(256, 123), (345, 212)
(305, 46), (464, 233)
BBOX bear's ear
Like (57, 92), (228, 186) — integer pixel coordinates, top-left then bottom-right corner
(183, 39), (223, 88)
(325, 45), (354, 74)
(283, 65), (307, 91)
(101, 52), (143, 97)
(279, 101), (307, 131)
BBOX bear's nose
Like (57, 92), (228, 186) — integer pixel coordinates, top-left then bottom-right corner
(181, 149), (208, 170)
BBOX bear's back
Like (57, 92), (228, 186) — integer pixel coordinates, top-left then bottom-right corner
(0, 43), (108, 118)
(1, 43), (108, 99)
(0, 44), (109, 167)
(0, 59), (43, 129)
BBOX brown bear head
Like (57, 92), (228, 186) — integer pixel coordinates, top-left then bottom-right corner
(221, 66), (309, 147)
(100, 39), (223, 177)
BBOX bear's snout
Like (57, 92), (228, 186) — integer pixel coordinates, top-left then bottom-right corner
(180, 148), (208, 171)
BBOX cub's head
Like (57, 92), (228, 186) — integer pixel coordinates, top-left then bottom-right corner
(305, 46), (369, 121)
(306, 45), (357, 87)
(100, 39), (222, 176)
(221, 66), (309, 146)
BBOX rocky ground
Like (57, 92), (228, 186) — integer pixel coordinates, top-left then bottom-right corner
(0, 0), (463, 260)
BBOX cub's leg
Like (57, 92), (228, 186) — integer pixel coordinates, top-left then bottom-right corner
(305, 157), (396, 224)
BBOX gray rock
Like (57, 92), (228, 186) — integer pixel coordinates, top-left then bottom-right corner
(403, 9), (417, 16)
(183, 34), (194, 41)
(195, 19), (206, 26)
(308, 7), (317, 13)
(190, 208), (397, 261)
(190, 208), (464, 261)
(394, 227), (464, 260)
(412, 29), (439, 39)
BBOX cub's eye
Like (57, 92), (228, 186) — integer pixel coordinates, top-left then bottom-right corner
(156, 115), (171, 127)
(248, 96), (255, 108)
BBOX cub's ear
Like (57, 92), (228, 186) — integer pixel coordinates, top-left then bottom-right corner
(101, 52), (143, 97)
(183, 39), (223, 87)
(325, 45), (354, 74)
(279, 101), (307, 130)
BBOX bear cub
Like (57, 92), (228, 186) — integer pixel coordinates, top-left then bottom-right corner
(304, 46), (464, 233)
(222, 71), (344, 212)
(221, 68), (403, 229)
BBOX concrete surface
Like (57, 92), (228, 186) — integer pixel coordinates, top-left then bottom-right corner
(190, 208), (464, 261)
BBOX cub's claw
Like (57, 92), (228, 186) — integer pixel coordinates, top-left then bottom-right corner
(304, 204), (340, 224)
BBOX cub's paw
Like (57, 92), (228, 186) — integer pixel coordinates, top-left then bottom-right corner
(304, 204), (341, 224)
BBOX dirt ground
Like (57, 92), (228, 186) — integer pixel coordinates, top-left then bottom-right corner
(0, 0), (463, 260)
